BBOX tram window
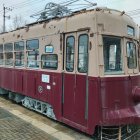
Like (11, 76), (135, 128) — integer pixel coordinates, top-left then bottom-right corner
(127, 26), (135, 36)
(0, 53), (3, 65)
(4, 43), (13, 52)
(103, 37), (122, 72)
(5, 52), (13, 66)
(15, 52), (24, 66)
(26, 39), (39, 50)
(0, 44), (3, 53)
(66, 36), (75, 72)
(126, 42), (137, 69)
(78, 34), (88, 73)
(41, 54), (58, 70)
(14, 41), (24, 51)
(27, 51), (39, 68)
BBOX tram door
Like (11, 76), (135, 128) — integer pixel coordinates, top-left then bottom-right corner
(63, 31), (89, 126)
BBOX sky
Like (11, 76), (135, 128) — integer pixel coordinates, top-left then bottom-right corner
(0, 0), (140, 31)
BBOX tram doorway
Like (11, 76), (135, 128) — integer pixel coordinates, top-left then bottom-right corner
(62, 31), (89, 127)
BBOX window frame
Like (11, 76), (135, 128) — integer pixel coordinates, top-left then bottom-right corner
(41, 54), (58, 70)
(26, 39), (39, 50)
(0, 53), (4, 65)
(0, 44), (3, 65)
(27, 50), (39, 68)
(66, 36), (75, 72)
(0, 44), (3, 53)
(14, 41), (24, 67)
(127, 26), (135, 36)
(4, 43), (13, 52)
(126, 41), (137, 69)
(5, 52), (13, 66)
(77, 34), (89, 73)
(15, 52), (24, 67)
(4, 43), (13, 66)
(103, 36), (123, 74)
(14, 41), (24, 51)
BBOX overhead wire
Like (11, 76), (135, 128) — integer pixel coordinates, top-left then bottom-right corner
(0, 0), (104, 29)
(0, 0), (74, 22)
(7, 0), (44, 8)
(29, 0), (96, 19)
(0, 0), (46, 15)
(0, 0), (94, 16)
(1, 0), (78, 16)
(126, 9), (140, 19)
(1, 0), (140, 21)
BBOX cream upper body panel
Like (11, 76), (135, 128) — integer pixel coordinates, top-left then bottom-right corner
(0, 8), (139, 77)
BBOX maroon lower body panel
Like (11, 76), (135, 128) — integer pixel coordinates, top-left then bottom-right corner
(0, 68), (62, 121)
(0, 67), (140, 135)
(100, 76), (140, 127)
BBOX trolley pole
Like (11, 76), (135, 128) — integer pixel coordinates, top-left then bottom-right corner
(3, 4), (12, 32)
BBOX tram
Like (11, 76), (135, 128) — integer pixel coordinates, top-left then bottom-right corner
(0, 7), (139, 139)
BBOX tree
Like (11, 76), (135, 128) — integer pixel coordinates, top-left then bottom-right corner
(9, 15), (28, 31)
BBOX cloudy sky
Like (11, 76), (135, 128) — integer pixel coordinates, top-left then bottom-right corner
(0, 0), (139, 31)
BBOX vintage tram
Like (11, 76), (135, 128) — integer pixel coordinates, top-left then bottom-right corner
(0, 7), (139, 139)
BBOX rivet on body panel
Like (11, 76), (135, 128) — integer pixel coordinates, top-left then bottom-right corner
(52, 82), (56, 86)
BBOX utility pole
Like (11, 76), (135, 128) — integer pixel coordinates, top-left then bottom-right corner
(3, 4), (12, 32)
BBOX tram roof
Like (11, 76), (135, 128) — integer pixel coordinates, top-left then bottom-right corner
(1, 7), (133, 35)
(26, 7), (131, 26)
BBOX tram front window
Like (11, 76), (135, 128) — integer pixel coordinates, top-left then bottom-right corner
(103, 36), (122, 73)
